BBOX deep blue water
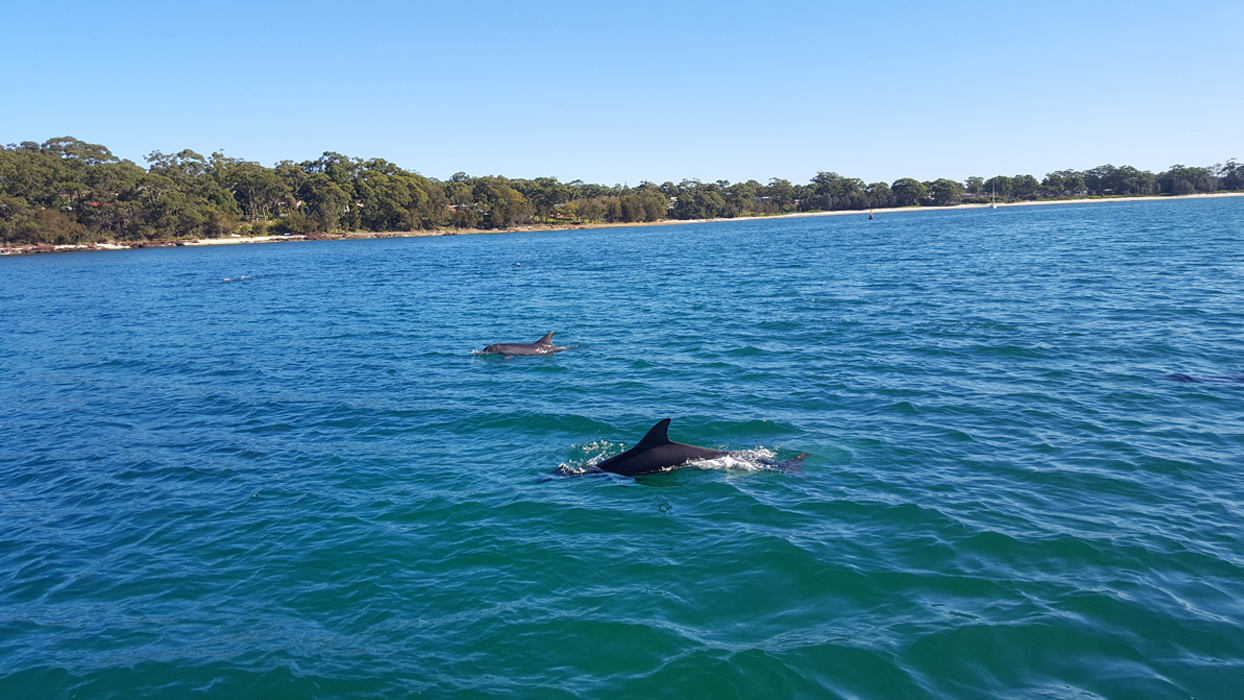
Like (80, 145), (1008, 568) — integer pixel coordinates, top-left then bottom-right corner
(2, 198), (1243, 699)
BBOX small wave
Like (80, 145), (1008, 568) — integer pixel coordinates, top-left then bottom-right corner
(684, 453), (773, 473)
(555, 439), (626, 475)
(552, 462), (605, 477)
(686, 448), (808, 474)
(221, 275), (254, 283)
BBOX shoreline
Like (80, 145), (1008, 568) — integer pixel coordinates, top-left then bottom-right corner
(4, 191), (1242, 256)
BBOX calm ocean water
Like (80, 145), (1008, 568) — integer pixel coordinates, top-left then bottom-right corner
(2, 198), (1243, 699)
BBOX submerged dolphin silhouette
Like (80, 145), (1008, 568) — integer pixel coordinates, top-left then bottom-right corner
(1166, 373), (1244, 384)
(595, 418), (809, 477)
(480, 332), (567, 356)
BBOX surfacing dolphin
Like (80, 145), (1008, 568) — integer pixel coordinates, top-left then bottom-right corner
(595, 418), (809, 477)
(479, 332), (568, 357)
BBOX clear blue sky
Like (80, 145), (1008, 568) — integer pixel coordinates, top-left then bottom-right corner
(3, 0), (1241, 186)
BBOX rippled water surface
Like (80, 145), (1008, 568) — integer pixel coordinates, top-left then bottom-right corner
(3, 198), (1244, 699)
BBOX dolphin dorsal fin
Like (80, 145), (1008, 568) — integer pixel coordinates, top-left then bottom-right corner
(635, 418), (673, 449)
(536, 332), (556, 345)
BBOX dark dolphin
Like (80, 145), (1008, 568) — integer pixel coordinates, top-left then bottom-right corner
(479, 332), (567, 356)
(596, 419), (725, 476)
(595, 418), (809, 477)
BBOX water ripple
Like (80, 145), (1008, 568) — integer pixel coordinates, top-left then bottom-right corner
(2, 198), (1244, 698)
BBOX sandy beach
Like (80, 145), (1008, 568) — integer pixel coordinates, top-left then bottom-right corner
(4, 192), (1242, 256)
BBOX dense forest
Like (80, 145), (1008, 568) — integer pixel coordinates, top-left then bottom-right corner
(2, 137), (1242, 245)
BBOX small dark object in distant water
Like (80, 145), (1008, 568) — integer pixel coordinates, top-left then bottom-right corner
(479, 332), (567, 356)
(595, 418), (810, 477)
(1166, 373), (1244, 383)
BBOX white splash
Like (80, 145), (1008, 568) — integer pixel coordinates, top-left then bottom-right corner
(686, 448), (780, 473)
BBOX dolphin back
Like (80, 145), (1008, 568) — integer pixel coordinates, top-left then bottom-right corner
(590, 418), (808, 478)
(596, 418), (728, 476)
(479, 332), (564, 356)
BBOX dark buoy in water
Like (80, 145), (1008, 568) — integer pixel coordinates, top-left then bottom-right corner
(868, 214), (874, 219)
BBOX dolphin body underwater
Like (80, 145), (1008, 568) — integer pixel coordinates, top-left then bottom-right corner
(479, 332), (568, 356)
(1166, 373), (1244, 384)
(595, 418), (810, 477)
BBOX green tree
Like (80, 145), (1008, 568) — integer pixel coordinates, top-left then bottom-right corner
(1217, 159), (1244, 190)
(1113, 166), (1158, 195)
(929, 178), (965, 206)
(865, 182), (894, 208)
(217, 157), (288, 221)
(567, 197), (606, 223)
(985, 175), (1012, 198)
(303, 174), (351, 232)
(1011, 174), (1039, 199)
(1042, 170), (1086, 196)
(619, 188), (669, 221)
(1084, 164), (1156, 195)
(472, 178), (532, 228)
(761, 178), (797, 210)
(724, 180), (758, 215)
(808, 171), (867, 210)
(513, 177), (571, 222)
(139, 149), (239, 238)
(355, 172), (417, 230)
(5, 207), (94, 245)
(1158, 165), (1216, 194)
(671, 182), (727, 219)
(891, 178), (928, 206)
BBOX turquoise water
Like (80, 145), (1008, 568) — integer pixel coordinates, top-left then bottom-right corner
(2, 198), (1243, 699)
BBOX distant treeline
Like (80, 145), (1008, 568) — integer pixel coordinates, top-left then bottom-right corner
(2, 137), (1242, 245)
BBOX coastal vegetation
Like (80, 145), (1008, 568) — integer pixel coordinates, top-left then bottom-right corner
(2, 137), (1242, 246)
